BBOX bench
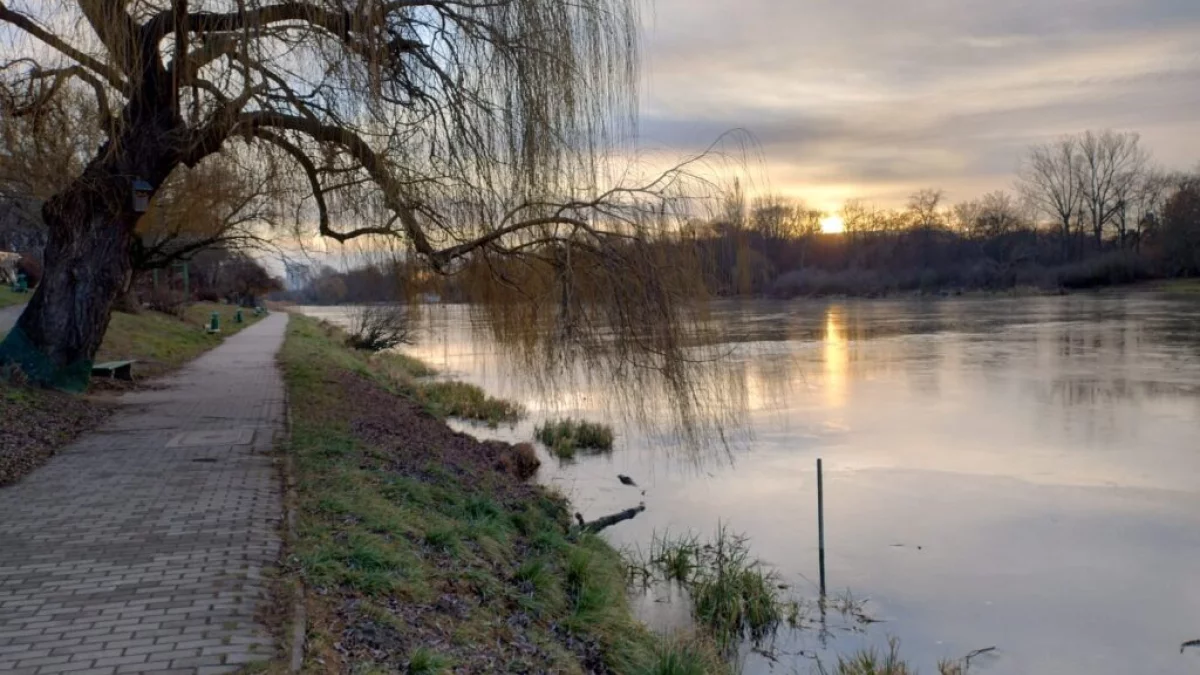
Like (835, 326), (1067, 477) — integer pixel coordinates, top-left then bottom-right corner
(92, 360), (136, 381)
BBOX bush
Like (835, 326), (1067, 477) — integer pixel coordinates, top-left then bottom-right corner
(1053, 251), (1150, 289)
(346, 304), (414, 351)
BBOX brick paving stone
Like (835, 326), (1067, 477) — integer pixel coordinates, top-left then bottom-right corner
(0, 315), (287, 674)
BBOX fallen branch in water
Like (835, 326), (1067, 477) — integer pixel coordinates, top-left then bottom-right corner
(574, 503), (646, 533)
(964, 646), (997, 666)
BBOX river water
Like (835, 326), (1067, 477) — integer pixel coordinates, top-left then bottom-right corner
(300, 292), (1200, 674)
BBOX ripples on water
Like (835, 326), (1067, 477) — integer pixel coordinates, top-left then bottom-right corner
(301, 291), (1200, 675)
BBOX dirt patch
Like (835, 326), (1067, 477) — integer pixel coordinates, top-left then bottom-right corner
(0, 385), (113, 486)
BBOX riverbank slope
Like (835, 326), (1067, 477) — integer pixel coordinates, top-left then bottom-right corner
(276, 315), (723, 673)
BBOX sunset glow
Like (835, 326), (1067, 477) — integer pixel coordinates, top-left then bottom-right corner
(820, 215), (846, 234)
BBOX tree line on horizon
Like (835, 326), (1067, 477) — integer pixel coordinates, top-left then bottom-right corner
(289, 129), (1200, 305)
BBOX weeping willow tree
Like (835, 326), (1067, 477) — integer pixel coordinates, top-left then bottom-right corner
(0, 0), (738, 401)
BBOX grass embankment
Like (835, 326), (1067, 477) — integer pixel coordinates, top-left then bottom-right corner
(1, 302), (265, 487)
(95, 302), (263, 379)
(536, 418), (615, 459)
(0, 287), (27, 309)
(278, 315), (725, 674)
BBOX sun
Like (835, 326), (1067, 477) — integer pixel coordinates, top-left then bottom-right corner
(820, 215), (846, 235)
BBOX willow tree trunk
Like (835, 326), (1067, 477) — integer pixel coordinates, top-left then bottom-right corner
(0, 177), (137, 389)
(0, 118), (177, 390)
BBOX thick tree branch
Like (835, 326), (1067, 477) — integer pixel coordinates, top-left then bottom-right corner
(77, 0), (142, 76)
(237, 110), (434, 251)
(251, 129), (330, 237)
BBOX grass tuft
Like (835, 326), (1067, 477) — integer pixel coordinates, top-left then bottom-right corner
(406, 647), (452, 674)
(418, 380), (525, 428)
(818, 638), (916, 675)
(629, 524), (796, 653)
(535, 418), (615, 459)
(640, 635), (728, 675)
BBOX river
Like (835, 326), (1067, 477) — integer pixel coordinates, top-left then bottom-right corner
(300, 291), (1200, 674)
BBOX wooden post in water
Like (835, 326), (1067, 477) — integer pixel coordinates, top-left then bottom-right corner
(817, 458), (826, 597)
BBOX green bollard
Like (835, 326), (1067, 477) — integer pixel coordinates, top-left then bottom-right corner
(235, 308), (244, 324)
(208, 311), (220, 333)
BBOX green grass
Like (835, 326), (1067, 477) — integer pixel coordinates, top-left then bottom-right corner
(279, 315), (727, 674)
(535, 418), (616, 459)
(641, 635), (729, 675)
(1157, 278), (1200, 294)
(407, 647), (452, 674)
(0, 287), (27, 309)
(95, 302), (263, 379)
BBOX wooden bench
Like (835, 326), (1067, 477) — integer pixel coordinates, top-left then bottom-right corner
(92, 360), (136, 381)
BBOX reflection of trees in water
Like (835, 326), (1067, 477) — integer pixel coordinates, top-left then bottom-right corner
(406, 293), (1200, 459)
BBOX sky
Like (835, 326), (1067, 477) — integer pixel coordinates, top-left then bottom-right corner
(636, 0), (1200, 212)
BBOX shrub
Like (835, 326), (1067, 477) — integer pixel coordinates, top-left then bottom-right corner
(1053, 251), (1150, 289)
(346, 304), (414, 351)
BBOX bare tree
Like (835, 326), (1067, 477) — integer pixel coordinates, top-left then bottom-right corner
(0, 0), (722, 390)
(956, 191), (1027, 240)
(1018, 137), (1084, 261)
(1076, 130), (1149, 250)
(907, 188), (947, 229)
(1123, 167), (1173, 251)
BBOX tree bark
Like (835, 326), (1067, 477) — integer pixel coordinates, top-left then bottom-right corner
(0, 107), (180, 389)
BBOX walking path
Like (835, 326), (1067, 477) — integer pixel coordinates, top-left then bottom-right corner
(0, 302), (25, 335)
(0, 313), (289, 674)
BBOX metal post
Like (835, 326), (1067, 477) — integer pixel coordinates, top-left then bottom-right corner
(817, 458), (826, 597)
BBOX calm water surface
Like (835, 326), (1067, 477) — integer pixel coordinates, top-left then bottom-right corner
(302, 293), (1200, 674)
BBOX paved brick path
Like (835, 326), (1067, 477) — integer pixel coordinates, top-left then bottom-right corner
(0, 313), (289, 674)
(0, 303), (25, 335)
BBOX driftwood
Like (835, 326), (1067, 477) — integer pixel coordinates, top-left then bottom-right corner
(574, 503), (646, 533)
(964, 646), (997, 666)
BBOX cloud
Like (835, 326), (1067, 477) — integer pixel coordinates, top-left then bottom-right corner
(637, 0), (1200, 210)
